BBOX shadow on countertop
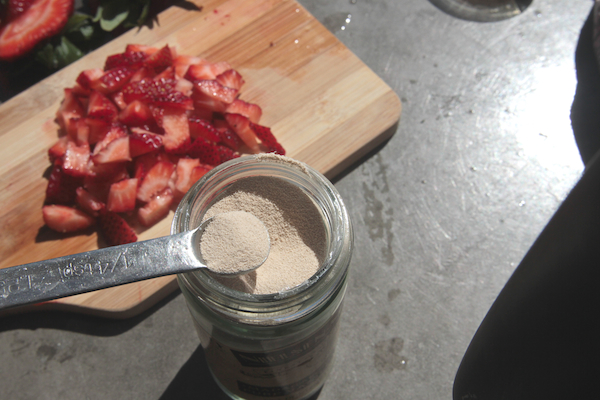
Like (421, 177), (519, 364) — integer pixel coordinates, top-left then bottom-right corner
(453, 8), (600, 399)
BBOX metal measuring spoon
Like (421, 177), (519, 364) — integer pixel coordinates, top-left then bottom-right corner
(0, 212), (270, 311)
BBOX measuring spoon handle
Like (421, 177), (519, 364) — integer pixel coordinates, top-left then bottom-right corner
(0, 229), (202, 311)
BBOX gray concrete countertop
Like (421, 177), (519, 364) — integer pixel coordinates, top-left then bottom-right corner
(0, 0), (593, 398)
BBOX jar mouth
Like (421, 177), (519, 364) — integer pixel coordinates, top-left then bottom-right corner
(173, 155), (352, 324)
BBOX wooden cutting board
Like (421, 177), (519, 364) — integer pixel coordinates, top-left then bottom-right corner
(0, 0), (401, 318)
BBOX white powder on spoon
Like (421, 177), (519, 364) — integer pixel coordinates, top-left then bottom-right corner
(200, 211), (270, 275)
(203, 175), (326, 294)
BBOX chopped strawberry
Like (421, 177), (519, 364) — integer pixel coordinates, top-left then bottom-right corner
(48, 136), (68, 161)
(93, 66), (136, 93)
(145, 44), (173, 73)
(213, 119), (242, 150)
(4, 0), (36, 22)
(137, 160), (176, 202)
(184, 61), (231, 81)
(225, 99), (262, 123)
(153, 66), (176, 81)
(175, 78), (193, 96)
(76, 187), (105, 216)
(172, 54), (206, 77)
(71, 117), (90, 145)
(129, 129), (163, 157)
(224, 113), (259, 151)
(85, 117), (111, 144)
(216, 69), (245, 90)
(188, 117), (220, 142)
(125, 44), (158, 55)
(56, 88), (84, 134)
(92, 135), (130, 164)
(62, 141), (91, 177)
(0, 0), (74, 60)
(187, 137), (239, 165)
(98, 211), (137, 245)
(162, 108), (191, 153)
(87, 91), (118, 121)
(42, 205), (94, 233)
(122, 78), (193, 110)
(83, 163), (129, 201)
(104, 51), (147, 71)
(107, 178), (138, 213)
(192, 80), (238, 112)
(111, 91), (127, 110)
(45, 160), (82, 205)
(174, 158), (211, 195)
(138, 188), (174, 227)
(118, 100), (154, 126)
(76, 68), (104, 92)
(250, 122), (286, 155)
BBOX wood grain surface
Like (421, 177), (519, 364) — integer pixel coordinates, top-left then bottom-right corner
(0, 0), (401, 318)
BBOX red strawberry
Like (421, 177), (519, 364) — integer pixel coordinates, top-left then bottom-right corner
(162, 107), (190, 153)
(192, 80), (238, 112)
(216, 69), (244, 90)
(76, 187), (105, 216)
(98, 211), (137, 245)
(85, 117), (111, 144)
(137, 160), (176, 202)
(107, 178), (138, 213)
(184, 61), (231, 81)
(224, 113), (259, 151)
(129, 128), (163, 157)
(42, 205), (94, 233)
(153, 66), (176, 81)
(111, 91), (127, 110)
(122, 78), (193, 110)
(187, 137), (238, 165)
(225, 99), (262, 123)
(188, 117), (220, 142)
(48, 136), (68, 161)
(125, 44), (158, 55)
(76, 68), (104, 92)
(118, 100), (153, 126)
(92, 135), (130, 164)
(4, 0), (36, 22)
(174, 158), (211, 195)
(250, 122), (285, 155)
(213, 119), (242, 150)
(87, 91), (118, 120)
(104, 51), (147, 71)
(71, 117), (90, 145)
(138, 188), (174, 227)
(45, 160), (82, 205)
(93, 66), (136, 93)
(144, 44), (173, 73)
(62, 141), (91, 177)
(56, 88), (84, 134)
(0, 0), (74, 60)
(172, 54), (206, 77)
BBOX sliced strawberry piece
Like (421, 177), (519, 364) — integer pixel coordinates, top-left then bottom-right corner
(76, 187), (105, 216)
(162, 108), (191, 153)
(122, 78), (193, 110)
(5, 0), (36, 22)
(175, 78), (193, 96)
(93, 66), (136, 93)
(62, 141), (91, 177)
(98, 211), (137, 245)
(188, 117), (220, 142)
(225, 99), (262, 123)
(214, 122), (242, 150)
(92, 123), (127, 152)
(76, 68), (104, 92)
(56, 88), (84, 134)
(192, 80), (238, 112)
(144, 44), (173, 73)
(85, 117), (111, 144)
(137, 160), (176, 203)
(71, 117), (90, 145)
(87, 90), (118, 121)
(216, 69), (245, 90)
(92, 135), (130, 164)
(107, 178), (138, 213)
(0, 0), (74, 60)
(138, 188), (174, 227)
(111, 91), (127, 110)
(45, 160), (82, 205)
(129, 129), (163, 157)
(224, 113), (259, 151)
(153, 66), (176, 81)
(84, 162), (129, 201)
(104, 51), (147, 71)
(174, 158), (212, 195)
(184, 61), (232, 81)
(118, 100), (154, 126)
(43, 205), (94, 233)
(172, 55), (206, 77)
(125, 44), (158, 55)
(250, 122), (285, 155)
(48, 136), (68, 161)
(187, 137), (239, 165)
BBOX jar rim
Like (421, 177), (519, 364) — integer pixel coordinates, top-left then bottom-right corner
(174, 155), (353, 324)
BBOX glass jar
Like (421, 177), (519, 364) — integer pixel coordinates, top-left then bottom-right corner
(173, 154), (353, 400)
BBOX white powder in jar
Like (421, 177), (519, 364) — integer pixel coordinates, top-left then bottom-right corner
(203, 175), (326, 294)
(200, 211), (270, 275)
